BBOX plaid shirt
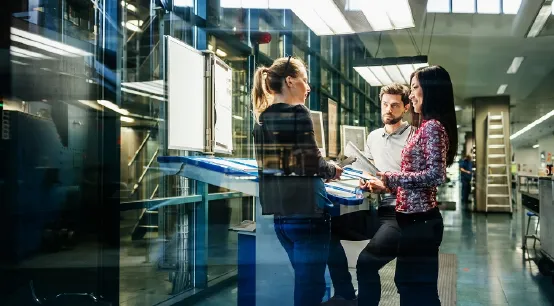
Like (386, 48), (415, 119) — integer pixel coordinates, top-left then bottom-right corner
(383, 119), (449, 213)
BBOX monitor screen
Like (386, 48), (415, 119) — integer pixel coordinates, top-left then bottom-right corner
(340, 125), (367, 154)
(310, 110), (326, 158)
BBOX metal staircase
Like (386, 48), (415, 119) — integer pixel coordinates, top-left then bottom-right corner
(485, 112), (512, 213)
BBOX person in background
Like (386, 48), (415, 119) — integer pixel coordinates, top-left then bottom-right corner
(323, 83), (413, 306)
(459, 154), (473, 203)
(252, 56), (343, 306)
(363, 65), (458, 306)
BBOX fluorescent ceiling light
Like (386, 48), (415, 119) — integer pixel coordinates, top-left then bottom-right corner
(11, 35), (78, 57)
(503, 0), (522, 14)
(369, 66), (393, 85)
(242, 0), (269, 8)
(452, 0), (476, 14)
(386, 0), (415, 28)
(497, 84), (507, 94)
(292, 3), (333, 35)
(511, 109), (554, 140)
(10, 46), (54, 60)
(455, 105), (462, 111)
(122, 80), (165, 96)
(507, 57), (524, 74)
(11, 27), (92, 57)
(78, 100), (104, 111)
(174, 0), (194, 7)
(220, 0), (242, 8)
(354, 67), (382, 86)
(123, 20), (143, 32)
(383, 66), (406, 84)
(398, 64), (415, 84)
(354, 56), (429, 86)
(313, 0), (354, 35)
(427, 0), (450, 13)
(527, 3), (552, 37)
(120, 116), (135, 123)
(478, 0), (501, 14)
(533, 144), (540, 148)
(121, 1), (138, 12)
(97, 100), (130, 115)
(11, 60), (30, 66)
(362, 2), (393, 31)
(122, 87), (166, 101)
(233, 115), (244, 120)
(216, 48), (227, 57)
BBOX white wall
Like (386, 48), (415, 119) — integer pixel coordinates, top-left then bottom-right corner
(538, 134), (554, 172)
(513, 147), (539, 175)
(513, 133), (554, 175)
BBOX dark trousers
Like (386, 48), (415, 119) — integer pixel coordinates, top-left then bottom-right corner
(327, 206), (401, 305)
(395, 208), (444, 306)
(274, 215), (331, 306)
(461, 179), (471, 203)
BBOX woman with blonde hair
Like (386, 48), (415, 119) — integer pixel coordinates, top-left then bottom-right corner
(252, 56), (342, 306)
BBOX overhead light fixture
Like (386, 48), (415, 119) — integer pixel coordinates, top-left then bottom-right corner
(527, 1), (552, 37)
(10, 27), (92, 57)
(347, 0), (414, 31)
(354, 55), (428, 86)
(503, 0), (523, 14)
(97, 100), (130, 115)
(121, 1), (138, 12)
(11, 60), (30, 66)
(507, 57), (524, 74)
(426, 0), (450, 13)
(510, 109), (554, 140)
(291, 1), (354, 35)
(220, 0), (291, 9)
(122, 87), (166, 101)
(533, 144), (540, 148)
(215, 48), (228, 57)
(120, 116), (135, 123)
(122, 20), (143, 32)
(455, 105), (462, 111)
(122, 80), (165, 96)
(78, 100), (104, 111)
(174, 0), (193, 7)
(497, 84), (508, 94)
(10, 46), (54, 60)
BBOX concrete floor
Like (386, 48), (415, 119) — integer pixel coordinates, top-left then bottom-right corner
(190, 183), (554, 306)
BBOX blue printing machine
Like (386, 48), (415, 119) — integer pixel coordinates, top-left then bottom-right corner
(157, 155), (369, 306)
(157, 155), (367, 207)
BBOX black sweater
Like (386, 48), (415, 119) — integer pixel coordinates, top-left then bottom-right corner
(253, 103), (336, 216)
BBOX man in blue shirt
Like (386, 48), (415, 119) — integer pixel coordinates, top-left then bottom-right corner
(459, 155), (473, 203)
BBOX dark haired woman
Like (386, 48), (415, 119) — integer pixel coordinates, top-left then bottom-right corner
(363, 65), (458, 306)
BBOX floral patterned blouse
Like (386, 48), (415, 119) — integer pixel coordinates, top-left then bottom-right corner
(383, 119), (449, 213)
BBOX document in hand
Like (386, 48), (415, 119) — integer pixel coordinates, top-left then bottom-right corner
(344, 141), (380, 176)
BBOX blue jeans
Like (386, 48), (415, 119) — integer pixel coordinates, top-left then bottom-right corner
(274, 216), (331, 306)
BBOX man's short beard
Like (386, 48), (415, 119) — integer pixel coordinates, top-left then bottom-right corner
(383, 114), (403, 125)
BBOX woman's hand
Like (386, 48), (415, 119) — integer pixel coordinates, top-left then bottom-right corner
(359, 176), (386, 193)
(368, 177), (387, 193)
(333, 165), (343, 180)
